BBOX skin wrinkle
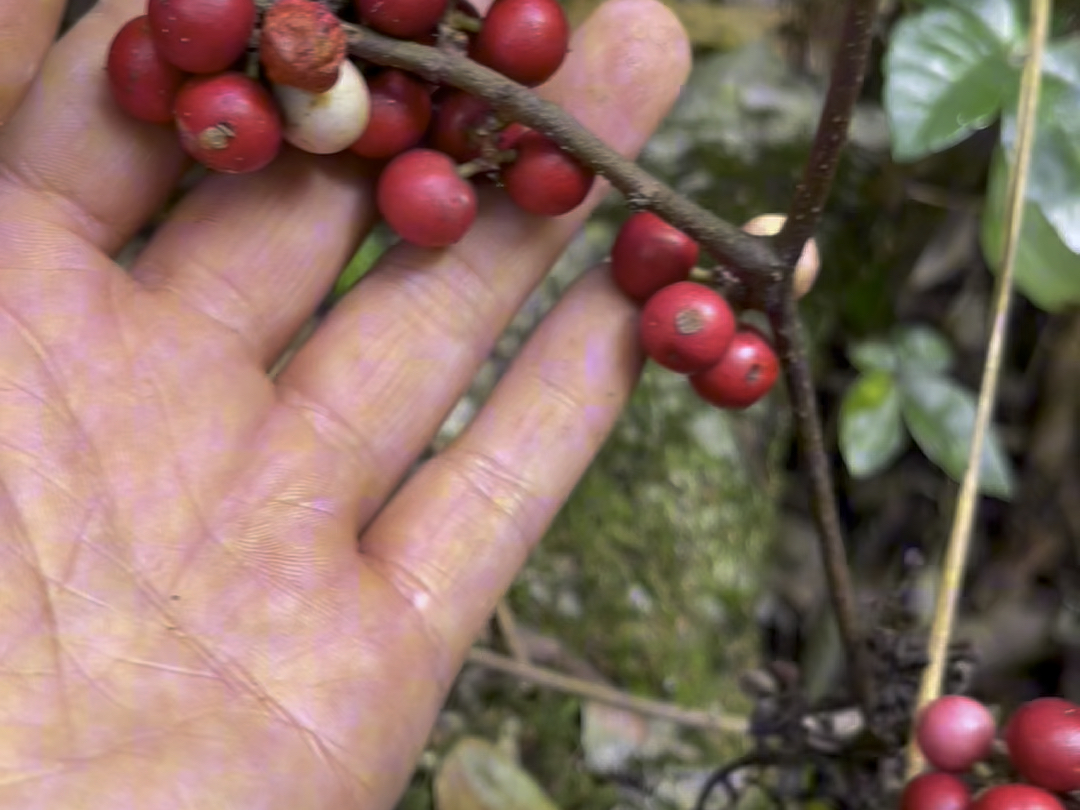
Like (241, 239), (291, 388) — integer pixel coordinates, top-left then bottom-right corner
(0, 305), (122, 750)
(48, 527), (259, 710)
(375, 244), (503, 352)
(274, 385), (382, 497)
(129, 148), (377, 366)
(0, 475), (71, 755)
(358, 550), (457, 688)
(151, 270), (267, 368)
(0, 160), (121, 252)
(106, 286), (233, 598)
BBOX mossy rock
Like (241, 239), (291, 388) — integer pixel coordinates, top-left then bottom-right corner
(512, 361), (784, 715)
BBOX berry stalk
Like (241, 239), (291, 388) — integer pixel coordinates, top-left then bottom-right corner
(342, 21), (784, 281)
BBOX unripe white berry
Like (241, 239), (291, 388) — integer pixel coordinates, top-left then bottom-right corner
(742, 213), (821, 299)
(273, 59), (370, 155)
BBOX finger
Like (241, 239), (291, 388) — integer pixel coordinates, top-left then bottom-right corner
(0, 0), (65, 126)
(0, 0), (187, 263)
(360, 264), (642, 663)
(132, 149), (376, 366)
(273, 0), (691, 521)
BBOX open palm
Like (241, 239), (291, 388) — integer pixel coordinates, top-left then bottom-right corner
(0, 1), (688, 807)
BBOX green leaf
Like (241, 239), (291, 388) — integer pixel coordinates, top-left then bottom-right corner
(981, 145), (1080, 311)
(940, 0), (1028, 44)
(1042, 34), (1080, 86)
(883, 2), (1023, 161)
(848, 339), (898, 374)
(839, 371), (909, 478)
(332, 228), (390, 300)
(897, 371), (1016, 499)
(893, 324), (955, 374)
(999, 38), (1080, 255)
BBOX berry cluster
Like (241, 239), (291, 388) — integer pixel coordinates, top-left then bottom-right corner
(106, 0), (586, 248)
(610, 212), (819, 411)
(902, 694), (1080, 809)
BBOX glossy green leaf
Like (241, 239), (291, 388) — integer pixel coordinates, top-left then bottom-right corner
(999, 39), (1080, 255)
(893, 324), (955, 374)
(939, 0), (1028, 44)
(981, 146), (1080, 311)
(848, 339), (898, 374)
(898, 371), (1016, 499)
(884, 2), (1022, 161)
(840, 371), (909, 478)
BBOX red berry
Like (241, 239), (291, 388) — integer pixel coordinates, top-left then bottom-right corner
(106, 16), (189, 124)
(260, 0), (346, 94)
(916, 696), (996, 773)
(900, 773), (971, 810)
(355, 0), (448, 39)
(471, 0), (569, 86)
(501, 130), (593, 216)
(690, 327), (780, 409)
(638, 282), (735, 374)
(377, 149), (478, 247)
(972, 784), (1064, 810)
(611, 212), (700, 303)
(349, 70), (432, 159)
(173, 73), (282, 173)
(496, 122), (529, 150)
(147, 0), (256, 74)
(1005, 697), (1080, 793)
(429, 90), (495, 163)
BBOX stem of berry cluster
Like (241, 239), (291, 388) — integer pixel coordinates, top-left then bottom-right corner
(768, 0), (882, 722)
(345, 0), (881, 722)
(343, 23), (784, 279)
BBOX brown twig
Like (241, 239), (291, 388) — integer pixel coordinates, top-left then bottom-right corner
(767, 293), (871, 714)
(767, 0), (882, 721)
(343, 23), (784, 278)
(775, 0), (879, 266)
(493, 600), (529, 662)
(466, 647), (748, 734)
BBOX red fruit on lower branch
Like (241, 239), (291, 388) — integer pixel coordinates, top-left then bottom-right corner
(690, 327), (780, 409)
(972, 784), (1064, 810)
(260, 0), (346, 94)
(429, 90), (495, 163)
(915, 695), (996, 773)
(501, 130), (594, 216)
(496, 122), (529, 150)
(639, 282), (735, 374)
(471, 0), (570, 86)
(106, 15), (189, 124)
(355, 0), (448, 39)
(1005, 697), (1080, 793)
(350, 70), (432, 159)
(147, 0), (256, 74)
(377, 149), (478, 247)
(611, 212), (700, 303)
(174, 73), (282, 173)
(900, 772), (971, 810)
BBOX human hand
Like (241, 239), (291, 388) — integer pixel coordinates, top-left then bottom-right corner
(0, 1), (689, 807)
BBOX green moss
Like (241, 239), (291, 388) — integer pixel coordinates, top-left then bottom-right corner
(511, 363), (785, 745)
